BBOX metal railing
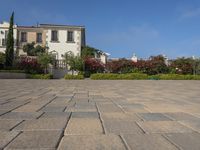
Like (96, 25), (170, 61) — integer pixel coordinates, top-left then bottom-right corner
(53, 60), (67, 69)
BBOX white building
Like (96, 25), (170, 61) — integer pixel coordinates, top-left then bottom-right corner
(0, 21), (17, 53)
(40, 24), (85, 59)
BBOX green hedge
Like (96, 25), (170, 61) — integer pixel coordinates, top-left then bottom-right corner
(27, 74), (53, 79)
(64, 74), (84, 80)
(91, 73), (200, 80)
(154, 74), (200, 80)
(0, 70), (25, 73)
(90, 73), (148, 80)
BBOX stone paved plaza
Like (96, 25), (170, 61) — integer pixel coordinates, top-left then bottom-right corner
(1, 80), (200, 150)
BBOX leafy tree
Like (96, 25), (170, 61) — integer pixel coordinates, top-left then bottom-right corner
(81, 46), (104, 59)
(23, 42), (46, 56)
(81, 46), (96, 58)
(5, 12), (14, 67)
(38, 53), (54, 74)
(64, 52), (83, 75)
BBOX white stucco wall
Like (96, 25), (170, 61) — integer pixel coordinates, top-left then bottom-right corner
(100, 55), (107, 64)
(0, 22), (17, 53)
(46, 29), (82, 59)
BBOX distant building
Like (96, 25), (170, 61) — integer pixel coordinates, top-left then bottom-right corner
(109, 53), (138, 62)
(131, 53), (138, 62)
(0, 21), (17, 53)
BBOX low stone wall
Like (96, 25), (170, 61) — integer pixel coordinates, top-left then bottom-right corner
(0, 72), (27, 79)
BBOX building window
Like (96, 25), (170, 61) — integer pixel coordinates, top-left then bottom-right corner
(51, 30), (58, 42)
(5, 31), (8, 40)
(2, 31), (8, 46)
(67, 31), (74, 42)
(36, 33), (42, 43)
(21, 32), (27, 42)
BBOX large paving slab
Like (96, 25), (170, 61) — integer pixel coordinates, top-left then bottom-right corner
(40, 112), (71, 119)
(0, 119), (22, 131)
(58, 134), (126, 150)
(103, 119), (143, 134)
(137, 121), (195, 133)
(0, 112), (43, 120)
(164, 133), (200, 150)
(4, 130), (63, 149)
(122, 133), (178, 150)
(0, 131), (19, 149)
(138, 113), (172, 121)
(65, 118), (103, 135)
(13, 118), (68, 131)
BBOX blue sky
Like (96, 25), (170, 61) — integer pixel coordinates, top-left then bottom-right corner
(1, 0), (200, 59)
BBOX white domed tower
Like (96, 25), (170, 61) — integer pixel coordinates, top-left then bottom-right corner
(131, 53), (138, 62)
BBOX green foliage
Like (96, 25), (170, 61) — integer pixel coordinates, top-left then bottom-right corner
(156, 74), (200, 80)
(81, 46), (96, 58)
(64, 74), (84, 80)
(27, 74), (53, 79)
(91, 73), (200, 80)
(23, 42), (46, 56)
(145, 55), (169, 75)
(0, 52), (5, 64)
(90, 73), (148, 80)
(64, 52), (83, 74)
(5, 12), (14, 67)
(38, 53), (54, 74)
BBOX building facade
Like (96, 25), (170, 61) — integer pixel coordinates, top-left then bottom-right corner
(40, 24), (85, 59)
(0, 22), (86, 60)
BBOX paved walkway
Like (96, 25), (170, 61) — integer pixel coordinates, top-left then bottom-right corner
(1, 80), (200, 150)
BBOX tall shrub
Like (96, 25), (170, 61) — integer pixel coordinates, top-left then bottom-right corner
(64, 52), (83, 75)
(38, 53), (54, 74)
(5, 12), (14, 67)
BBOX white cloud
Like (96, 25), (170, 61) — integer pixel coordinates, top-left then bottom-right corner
(180, 7), (200, 19)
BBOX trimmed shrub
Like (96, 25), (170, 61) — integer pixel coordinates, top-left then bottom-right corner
(91, 73), (200, 80)
(0, 70), (25, 73)
(27, 74), (53, 79)
(64, 74), (84, 80)
(90, 73), (148, 80)
(158, 74), (200, 80)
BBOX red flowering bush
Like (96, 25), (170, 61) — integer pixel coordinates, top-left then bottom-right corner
(169, 58), (194, 74)
(106, 59), (134, 73)
(16, 56), (43, 74)
(84, 57), (105, 73)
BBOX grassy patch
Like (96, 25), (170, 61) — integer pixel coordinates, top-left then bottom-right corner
(90, 73), (148, 80)
(27, 74), (53, 79)
(64, 74), (84, 80)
